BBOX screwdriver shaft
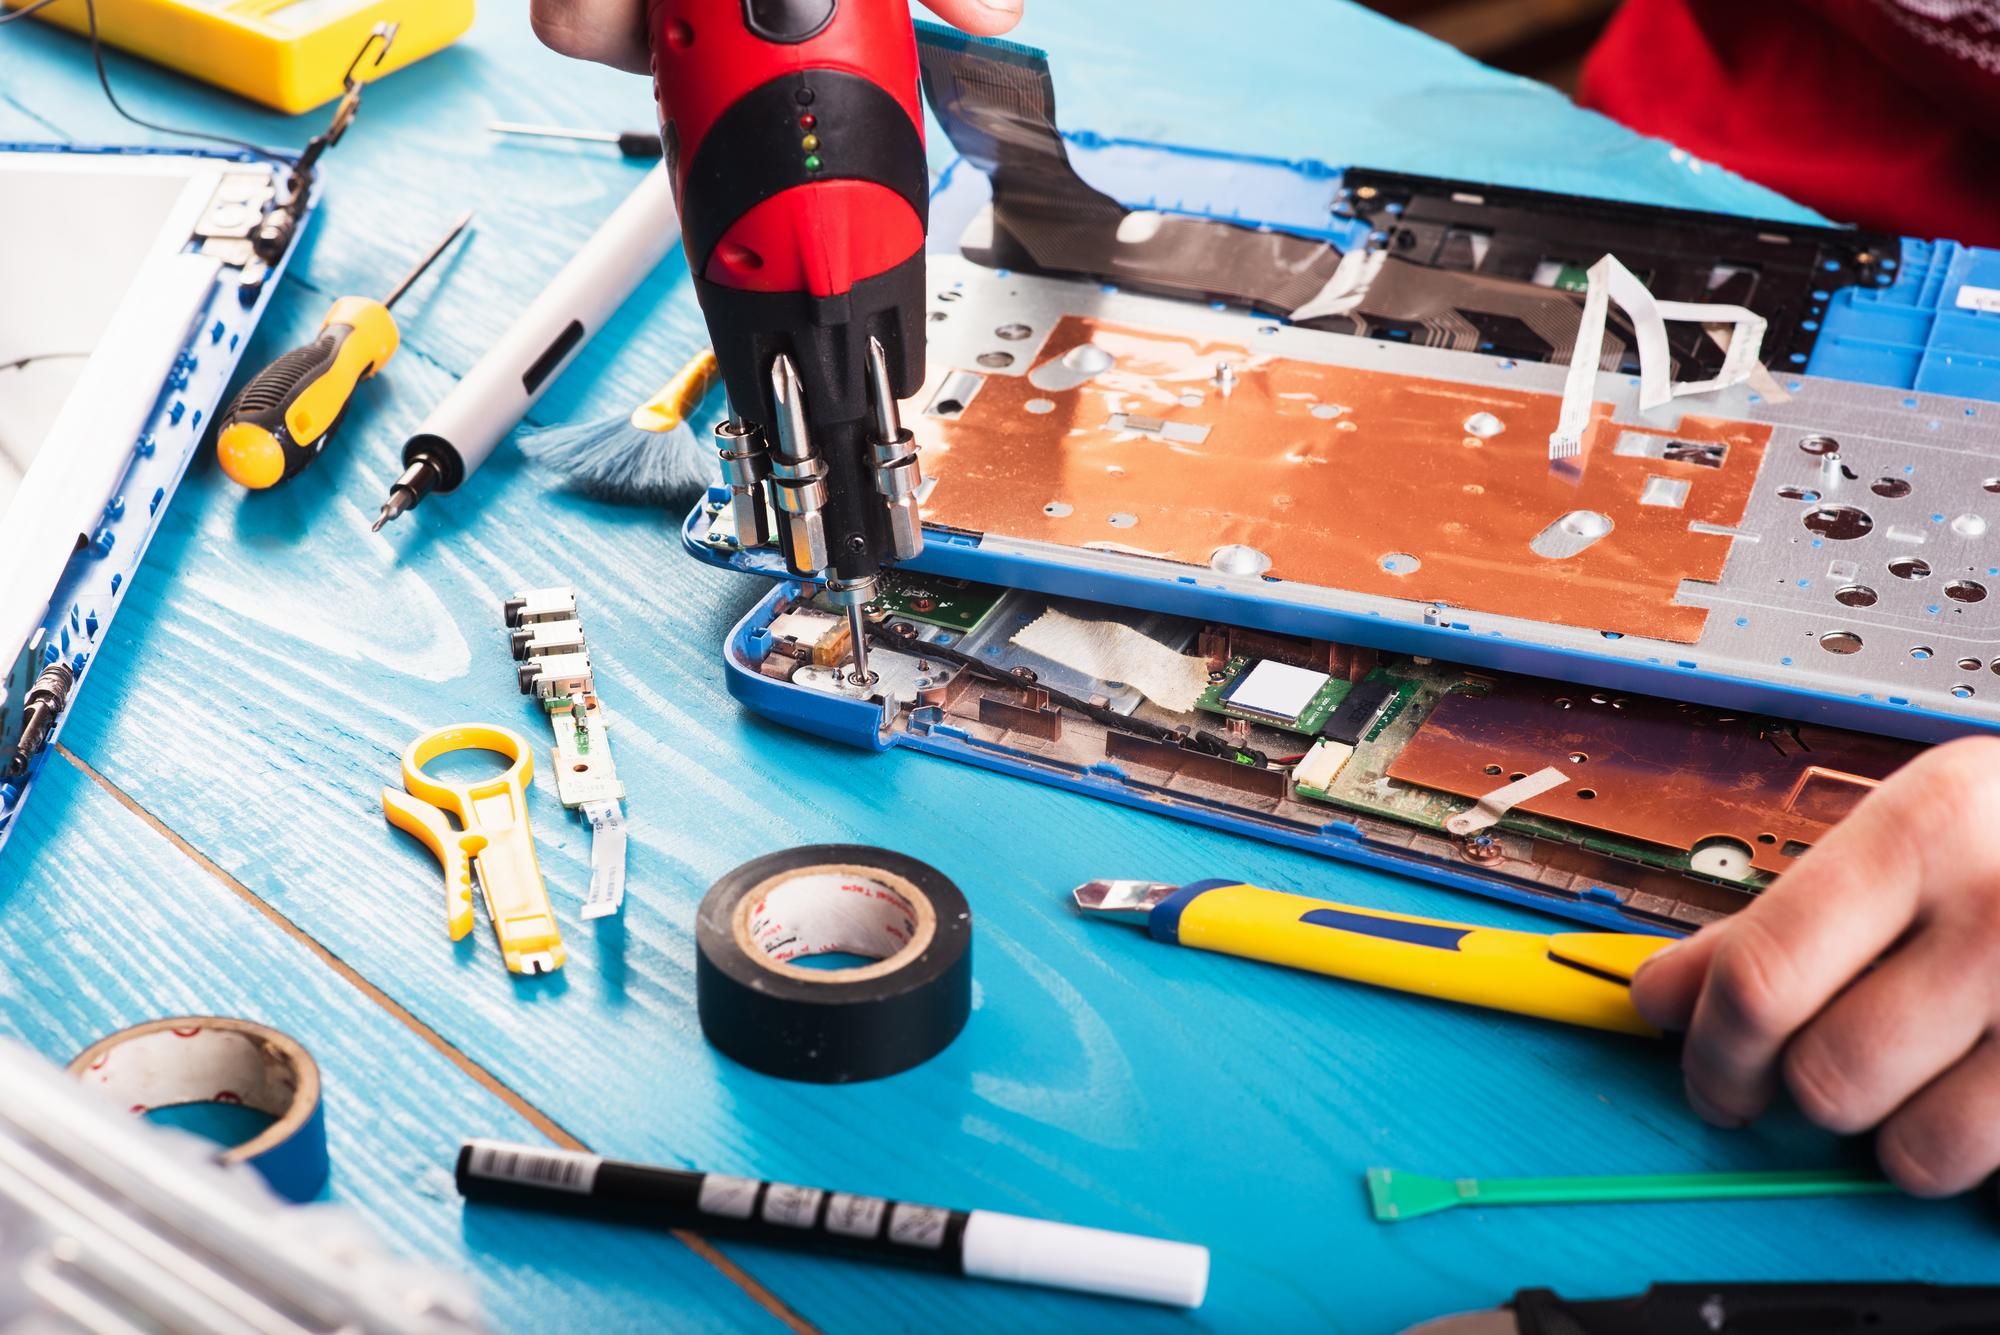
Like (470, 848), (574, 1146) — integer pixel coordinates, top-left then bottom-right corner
(489, 121), (620, 144)
(846, 603), (871, 688)
(383, 210), (474, 310)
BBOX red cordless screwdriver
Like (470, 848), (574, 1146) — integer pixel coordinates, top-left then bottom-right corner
(648, 0), (930, 686)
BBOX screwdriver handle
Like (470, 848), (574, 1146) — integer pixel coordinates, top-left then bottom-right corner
(1513, 1283), (2000, 1335)
(216, 295), (400, 489)
(616, 130), (663, 159)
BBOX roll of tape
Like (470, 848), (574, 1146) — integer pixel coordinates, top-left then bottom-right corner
(697, 846), (973, 1083)
(69, 1017), (328, 1202)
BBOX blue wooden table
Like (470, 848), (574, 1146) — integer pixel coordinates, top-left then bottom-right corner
(4, 5), (1994, 1331)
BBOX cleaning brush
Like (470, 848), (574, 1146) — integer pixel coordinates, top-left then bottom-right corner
(519, 349), (722, 505)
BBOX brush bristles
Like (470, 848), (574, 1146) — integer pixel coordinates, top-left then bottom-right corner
(518, 413), (716, 506)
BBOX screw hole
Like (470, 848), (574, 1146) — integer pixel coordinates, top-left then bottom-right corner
(1835, 584), (1878, 608)
(1946, 579), (1987, 603)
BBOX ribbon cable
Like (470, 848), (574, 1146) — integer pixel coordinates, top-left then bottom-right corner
(581, 799), (626, 920)
(1550, 254), (1768, 462)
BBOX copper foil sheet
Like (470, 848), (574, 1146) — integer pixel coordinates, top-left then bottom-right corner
(915, 317), (1772, 643)
(1386, 677), (1921, 874)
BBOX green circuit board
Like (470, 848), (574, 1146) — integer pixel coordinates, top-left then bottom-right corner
(1196, 656), (1354, 735)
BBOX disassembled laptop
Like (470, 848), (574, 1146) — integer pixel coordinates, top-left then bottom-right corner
(0, 145), (311, 849)
(684, 30), (1999, 935)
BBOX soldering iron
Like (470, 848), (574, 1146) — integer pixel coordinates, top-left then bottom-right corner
(649, 0), (931, 686)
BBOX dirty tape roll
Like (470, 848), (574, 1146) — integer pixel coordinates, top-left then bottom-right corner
(697, 846), (972, 1083)
(69, 1017), (328, 1202)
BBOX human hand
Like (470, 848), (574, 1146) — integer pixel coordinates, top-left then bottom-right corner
(530, 0), (1024, 74)
(1632, 735), (2000, 1196)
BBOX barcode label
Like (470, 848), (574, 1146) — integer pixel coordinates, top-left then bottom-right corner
(465, 1140), (599, 1195)
(824, 1193), (888, 1240)
(887, 1203), (949, 1249)
(761, 1183), (824, 1229)
(697, 1174), (760, 1220)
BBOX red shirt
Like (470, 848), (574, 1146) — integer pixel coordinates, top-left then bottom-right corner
(1580, 0), (2000, 246)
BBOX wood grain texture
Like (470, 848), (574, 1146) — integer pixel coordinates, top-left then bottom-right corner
(4, 5), (1992, 1333)
(0, 758), (782, 1333)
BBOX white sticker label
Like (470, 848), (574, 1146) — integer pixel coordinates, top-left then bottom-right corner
(464, 1140), (599, 1195)
(824, 1193), (889, 1239)
(887, 1202), (950, 1249)
(1956, 284), (2000, 314)
(697, 1174), (760, 1220)
(761, 1183), (824, 1229)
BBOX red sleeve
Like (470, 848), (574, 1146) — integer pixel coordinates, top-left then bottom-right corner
(1579, 0), (2000, 247)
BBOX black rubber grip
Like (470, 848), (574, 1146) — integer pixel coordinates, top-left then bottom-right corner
(220, 328), (351, 482)
(616, 130), (664, 159)
(1514, 1283), (2000, 1334)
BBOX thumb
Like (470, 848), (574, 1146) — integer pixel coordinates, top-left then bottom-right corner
(919, 0), (1024, 36)
(1631, 922), (1728, 1032)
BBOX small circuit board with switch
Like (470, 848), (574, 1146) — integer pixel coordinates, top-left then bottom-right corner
(503, 586), (628, 919)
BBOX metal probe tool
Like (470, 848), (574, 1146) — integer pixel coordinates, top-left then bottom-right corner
(490, 120), (663, 159)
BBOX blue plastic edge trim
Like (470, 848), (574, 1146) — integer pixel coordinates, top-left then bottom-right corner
(0, 143), (313, 851)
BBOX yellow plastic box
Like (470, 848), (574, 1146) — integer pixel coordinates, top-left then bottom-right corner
(7, 0), (475, 115)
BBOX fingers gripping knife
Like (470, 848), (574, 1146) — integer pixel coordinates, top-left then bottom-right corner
(648, 0), (929, 685)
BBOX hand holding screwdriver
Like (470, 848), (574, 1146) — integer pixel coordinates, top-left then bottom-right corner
(216, 211), (473, 490)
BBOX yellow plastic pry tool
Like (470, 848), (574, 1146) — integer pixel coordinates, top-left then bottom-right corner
(382, 724), (565, 976)
(1072, 879), (1674, 1036)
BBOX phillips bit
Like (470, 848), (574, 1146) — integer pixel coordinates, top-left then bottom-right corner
(864, 336), (924, 561)
(765, 355), (831, 575)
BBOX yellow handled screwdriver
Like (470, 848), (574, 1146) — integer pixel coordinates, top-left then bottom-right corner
(1073, 878), (1675, 1035)
(216, 211), (473, 490)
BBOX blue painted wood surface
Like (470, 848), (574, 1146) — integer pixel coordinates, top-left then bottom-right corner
(3, 5), (1993, 1332)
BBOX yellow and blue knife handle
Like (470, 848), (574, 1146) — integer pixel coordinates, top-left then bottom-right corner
(1150, 881), (1668, 1036)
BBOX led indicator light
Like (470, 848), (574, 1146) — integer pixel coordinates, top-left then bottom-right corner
(799, 113), (817, 129)
(803, 155), (822, 172)
(800, 134), (820, 151)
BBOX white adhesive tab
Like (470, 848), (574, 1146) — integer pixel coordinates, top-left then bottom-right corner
(1010, 610), (1209, 713)
(1956, 284), (2000, 314)
(961, 1211), (1209, 1309)
(1446, 766), (1570, 836)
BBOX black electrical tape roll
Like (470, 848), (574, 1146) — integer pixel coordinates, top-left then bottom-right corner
(697, 846), (972, 1083)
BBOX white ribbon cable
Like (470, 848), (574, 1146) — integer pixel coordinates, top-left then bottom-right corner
(582, 800), (627, 920)
(1550, 254), (1769, 462)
